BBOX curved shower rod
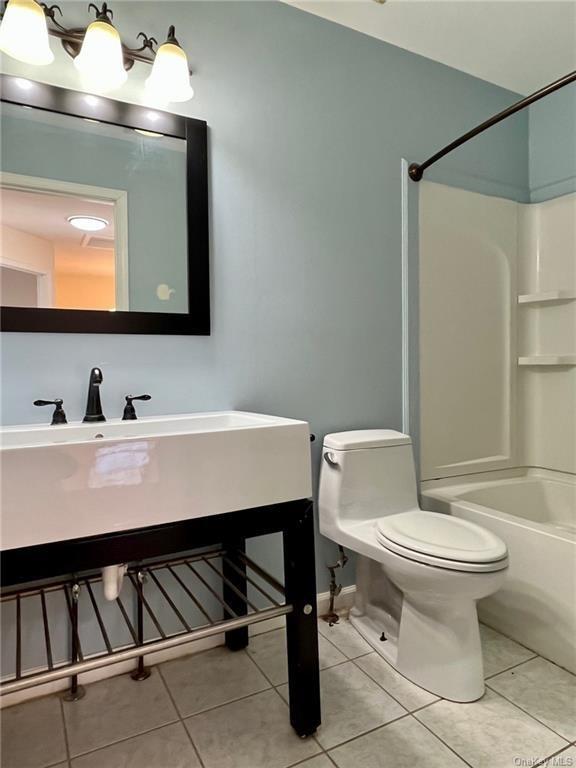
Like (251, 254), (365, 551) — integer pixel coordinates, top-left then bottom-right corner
(408, 69), (576, 182)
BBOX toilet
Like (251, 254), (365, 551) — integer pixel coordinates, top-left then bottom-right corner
(319, 429), (508, 702)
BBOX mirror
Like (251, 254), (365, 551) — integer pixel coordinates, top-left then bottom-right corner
(0, 75), (209, 335)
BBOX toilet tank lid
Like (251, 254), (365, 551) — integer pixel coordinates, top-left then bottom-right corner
(323, 430), (412, 450)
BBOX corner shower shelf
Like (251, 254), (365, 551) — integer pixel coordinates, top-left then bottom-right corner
(518, 355), (576, 366)
(0, 548), (289, 697)
(518, 290), (576, 305)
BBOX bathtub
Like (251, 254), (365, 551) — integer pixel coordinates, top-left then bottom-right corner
(421, 468), (576, 674)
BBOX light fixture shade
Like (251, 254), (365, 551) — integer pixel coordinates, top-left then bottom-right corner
(67, 215), (109, 232)
(74, 19), (127, 93)
(0, 0), (54, 65)
(145, 40), (194, 104)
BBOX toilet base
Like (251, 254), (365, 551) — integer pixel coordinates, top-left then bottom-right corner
(350, 553), (487, 702)
(350, 597), (485, 702)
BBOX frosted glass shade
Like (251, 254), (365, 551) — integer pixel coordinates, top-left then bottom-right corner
(145, 42), (194, 104)
(74, 20), (127, 93)
(0, 0), (54, 65)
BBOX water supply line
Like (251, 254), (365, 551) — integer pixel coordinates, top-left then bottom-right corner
(322, 546), (348, 626)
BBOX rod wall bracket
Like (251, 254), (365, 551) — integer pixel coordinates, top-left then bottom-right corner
(408, 163), (423, 182)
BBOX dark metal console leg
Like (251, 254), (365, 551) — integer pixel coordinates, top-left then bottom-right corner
(223, 540), (249, 651)
(63, 583), (85, 702)
(283, 502), (321, 738)
(131, 571), (151, 681)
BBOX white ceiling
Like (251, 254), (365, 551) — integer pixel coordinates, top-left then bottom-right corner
(1, 188), (115, 245)
(285, 0), (576, 94)
(1, 188), (115, 276)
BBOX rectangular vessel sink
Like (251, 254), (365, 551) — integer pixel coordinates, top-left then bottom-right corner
(1, 411), (312, 550)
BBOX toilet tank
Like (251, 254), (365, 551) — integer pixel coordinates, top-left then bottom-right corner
(319, 430), (419, 535)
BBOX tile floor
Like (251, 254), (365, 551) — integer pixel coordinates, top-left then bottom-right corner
(2, 619), (575, 768)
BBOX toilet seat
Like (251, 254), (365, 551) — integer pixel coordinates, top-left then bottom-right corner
(375, 510), (508, 573)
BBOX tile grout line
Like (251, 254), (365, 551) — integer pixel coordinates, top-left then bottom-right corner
(484, 653), (539, 679)
(58, 695), (72, 768)
(246, 623), (430, 757)
(317, 622), (373, 662)
(483, 624), (576, 679)
(158, 653), (327, 761)
(267, 685), (326, 757)
(315, 709), (415, 753)
(62, 717), (182, 762)
(244, 639), (291, 689)
(179, 679), (273, 718)
(10, 624), (568, 768)
(241, 638), (330, 758)
(484, 682), (573, 743)
(538, 742), (576, 765)
(161, 648), (274, 718)
(285, 749), (337, 768)
(275, 623), (461, 756)
(156, 664), (207, 768)
(481, 622), (553, 661)
(347, 653), (438, 713)
(411, 712), (477, 768)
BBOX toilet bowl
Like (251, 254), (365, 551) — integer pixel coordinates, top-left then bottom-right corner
(319, 429), (508, 702)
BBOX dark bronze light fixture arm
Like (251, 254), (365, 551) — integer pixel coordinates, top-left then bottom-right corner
(34, 2), (192, 73)
(409, 69), (576, 182)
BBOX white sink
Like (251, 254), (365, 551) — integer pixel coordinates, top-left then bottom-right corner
(0, 411), (312, 550)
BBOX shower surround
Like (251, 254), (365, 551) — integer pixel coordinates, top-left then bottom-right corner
(418, 183), (575, 672)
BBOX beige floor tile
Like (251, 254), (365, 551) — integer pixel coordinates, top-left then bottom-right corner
(296, 757), (335, 768)
(415, 688), (567, 768)
(354, 652), (439, 711)
(480, 624), (537, 678)
(279, 661), (406, 750)
(0, 695), (67, 768)
(487, 657), (576, 740)
(318, 619), (372, 659)
(62, 670), (178, 757)
(185, 688), (320, 768)
(329, 715), (468, 768)
(160, 645), (270, 716)
(246, 628), (346, 685)
(71, 723), (200, 768)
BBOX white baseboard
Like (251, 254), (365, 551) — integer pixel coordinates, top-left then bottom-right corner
(1, 585), (356, 709)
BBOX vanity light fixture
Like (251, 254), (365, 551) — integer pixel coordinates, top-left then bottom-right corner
(67, 215), (109, 232)
(145, 26), (194, 105)
(0, 0), (194, 102)
(73, 3), (127, 93)
(0, 0), (54, 65)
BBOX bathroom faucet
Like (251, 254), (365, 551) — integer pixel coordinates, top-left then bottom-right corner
(83, 367), (106, 423)
(34, 398), (67, 425)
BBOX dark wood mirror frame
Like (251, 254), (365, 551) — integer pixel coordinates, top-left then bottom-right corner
(0, 74), (209, 335)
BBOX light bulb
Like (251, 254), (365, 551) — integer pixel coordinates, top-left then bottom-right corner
(145, 27), (193, 105)
(0, 0), (54, 65)
(74, 19), (127, 93)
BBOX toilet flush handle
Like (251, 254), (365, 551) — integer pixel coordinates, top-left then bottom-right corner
(323, 452), (340, 468)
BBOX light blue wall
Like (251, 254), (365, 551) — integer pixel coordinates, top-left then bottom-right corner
(1, 109), (188, 312)
(529, 85), (576, 202)
(1, 2), (529, 596)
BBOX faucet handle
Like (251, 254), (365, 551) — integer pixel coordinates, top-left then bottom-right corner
(34, 398), (68, 425)
(122, 394), (151, 421)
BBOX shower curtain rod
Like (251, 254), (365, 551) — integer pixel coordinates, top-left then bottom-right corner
(408, 69), (576, 182)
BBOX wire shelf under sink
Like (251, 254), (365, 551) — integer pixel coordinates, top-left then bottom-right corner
(0, 548), (290, 697)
